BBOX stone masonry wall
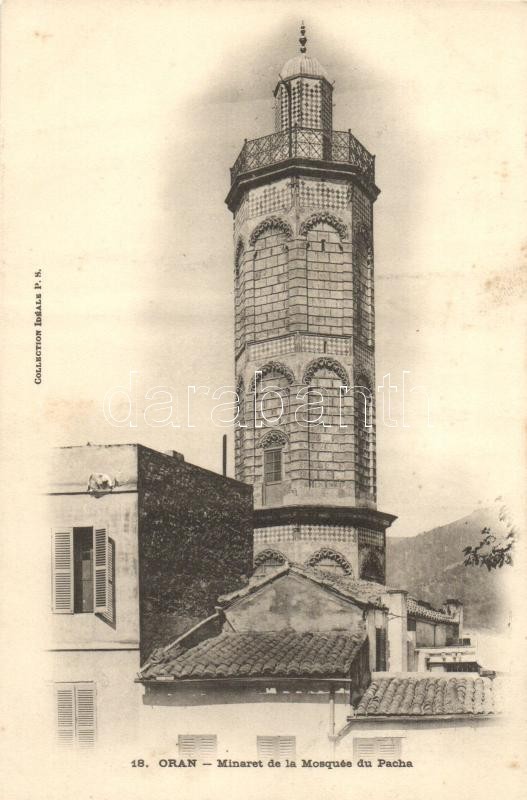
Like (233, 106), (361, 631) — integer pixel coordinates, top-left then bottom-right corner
(253, 524), (359, 577)
(233, 177), (377, 509)
(137, 446), (253, 661)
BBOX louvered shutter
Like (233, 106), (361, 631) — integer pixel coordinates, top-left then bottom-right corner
(75, 684), (96, 748)
(178, 735), (198, 757)
(257, 736), (279, 759)
(377, 737), (402, 758)
(52, 529), (73, 613)
(354, 737), (402, 760)
(178, 735), (217, 758)
(56, 686), (75, 746)
(354, 737), (377, 759)
(196, 735), (217, 758)
(257, 736), (295, 760)
(93, 528), (108, 613)
(100, 538), (115, 624)
(278, 736), (296, 759)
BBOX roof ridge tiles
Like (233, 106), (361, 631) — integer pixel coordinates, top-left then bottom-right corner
(355, 674), (499, 718)
(138, 627), (367, 682)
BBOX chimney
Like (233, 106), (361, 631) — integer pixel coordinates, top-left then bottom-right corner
(443, 599), (464, 635)
(382, 589), (408, 672)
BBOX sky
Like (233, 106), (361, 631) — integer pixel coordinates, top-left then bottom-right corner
(3, 0), (526, 536)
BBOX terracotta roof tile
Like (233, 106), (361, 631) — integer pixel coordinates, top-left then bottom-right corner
(140, 627), (367, 681)
(356, 673), (498, 717)
(218, 563), (386, 609)
(406, 597), (454, 624)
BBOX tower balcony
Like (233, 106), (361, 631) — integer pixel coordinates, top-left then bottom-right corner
(227, 126), (377, 210)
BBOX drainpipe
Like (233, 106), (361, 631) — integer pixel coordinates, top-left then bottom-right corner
(328, 687), (336, 755)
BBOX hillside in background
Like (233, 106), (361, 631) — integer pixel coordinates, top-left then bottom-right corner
(386, 506), (512, 631)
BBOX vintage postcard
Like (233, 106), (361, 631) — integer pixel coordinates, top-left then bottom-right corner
(1, 1), (526, 798)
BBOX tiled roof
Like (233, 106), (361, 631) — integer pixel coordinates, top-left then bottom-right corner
(140, 627), (367, 681)
(356, 673), (497, 717)
(217, 563), (387, 609)
(407, 597), (454, 624)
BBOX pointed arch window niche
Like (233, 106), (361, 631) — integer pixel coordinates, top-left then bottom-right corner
(306, 547), (353, 577)
(254, 548), (287, 577)
(259, 429), (288, 486)
(354, 376), (376, 500)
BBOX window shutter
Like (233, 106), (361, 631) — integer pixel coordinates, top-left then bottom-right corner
(56, 686), (75, 746)
(354, 737), (402, 760)
(178, 735), (217, 759)
(278, 736), (296, 759)
(100, 538), (115, 624)
(377, 737), (402, 758)
(52, 529), (73, 613)
(354, 737), (377, 759)
(196, 735), (217, 758)
(75, 685), (96, 748)
(93, 528), (108, 613)
(375, 627), (387, 671)
(257, 736), (278, 759)
(178, 735), (198, 757)
(257, 736), (295, 759)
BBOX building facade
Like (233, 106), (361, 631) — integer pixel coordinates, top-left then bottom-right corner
(227, 25), (395, 583)
(48, 27), (496, 760)
(133, 28), (495, 760)
(137, 568), (497, 760)
(48, 443), (253, 748)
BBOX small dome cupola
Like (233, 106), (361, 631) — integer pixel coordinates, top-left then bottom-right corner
(280, 22), (329, 81)
(274, 23), (333, 133)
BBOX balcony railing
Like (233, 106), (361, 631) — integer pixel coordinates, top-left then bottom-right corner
(230, 126), (375, 185)
(446, 638), (472, 647)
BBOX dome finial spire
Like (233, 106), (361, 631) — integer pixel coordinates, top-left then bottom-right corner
(299, 21), (307, 54)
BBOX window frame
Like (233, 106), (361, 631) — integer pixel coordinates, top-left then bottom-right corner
(257, 735), (296, 760)
(353, 736), (402, 761)
(51, 526), (113, 620)
(263, 446), (283, 484)
(178, 735), (217, 759)
(375, 627), (387, 672)
(73, 527), (94, 614)
(55, 681), (97, 749)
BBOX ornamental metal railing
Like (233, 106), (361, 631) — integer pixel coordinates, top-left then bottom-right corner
(445, 638), (472, 647)
(230, 126), (375, 185)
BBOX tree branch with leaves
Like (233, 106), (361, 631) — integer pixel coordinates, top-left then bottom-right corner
(463, 501), (517, 571)
(463, 526), (515, 570)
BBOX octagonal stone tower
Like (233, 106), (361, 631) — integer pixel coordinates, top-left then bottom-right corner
(226, 25), (396, 583)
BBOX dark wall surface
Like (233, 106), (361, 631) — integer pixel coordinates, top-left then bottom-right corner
(137, 446), (253, 661)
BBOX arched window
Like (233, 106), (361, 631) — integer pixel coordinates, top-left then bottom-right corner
(302, 358), (352, 487)
(306, 548), (353, 577)
(263, 448), (282, 484)
(300, 217), (347, 338)
(254, 548), (287, 576)
(248, 217), (292, 339)
(360, 547), (384, 584)
(354, 375), (375, 499)
(353, 225), (374, 347)
(251, 363), (293, 436)
(259, 430), (288, 484)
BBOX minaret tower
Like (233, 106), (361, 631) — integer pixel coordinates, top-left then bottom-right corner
(226, 25), (396, 583)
